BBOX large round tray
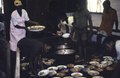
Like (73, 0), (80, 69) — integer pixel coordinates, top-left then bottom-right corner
(27, 25), (45, 32)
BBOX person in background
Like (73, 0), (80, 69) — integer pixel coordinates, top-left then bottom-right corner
(0, 14), (5, 38)
(97, 0), (118, 45)
(70, 1), (93, 61)
(9, 0), (39, 78)
(96, 0), (118, 56)
(110, 60), (120, 78)
(111, 40), (120, 78)
(47, 1), (60, 34)
(9, 0), (39, 52)
(102, 36), (116, 57)
(57, 15), (69, 35)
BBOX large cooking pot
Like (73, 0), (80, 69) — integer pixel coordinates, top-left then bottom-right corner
(56, 49), (75, 55)
(55, 49), (75, 64)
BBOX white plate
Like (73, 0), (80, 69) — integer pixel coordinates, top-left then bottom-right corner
(57, 65), (67, 69)
(92, 76), (104, 78)
(101, 61), (113, 66)
(103, 56), (112, 59)
(74, 77), (86, 78)
(38, 69), (49, 76)
(48, 66), (58, 71)
(87, 70), (99, 76)
(74, 65), (85, 69)
(52, 77), (61, 78)
(71, 72), (83, 77)
(62, 33), (70, 38)
(63, 76), (73, 78)
(49, 70), (57, 76)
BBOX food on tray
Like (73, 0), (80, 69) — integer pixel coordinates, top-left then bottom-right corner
(87, 70), (100, 76)
(89, 61), (99, 66)
(87, 65), (96, 70)
(96, 68), (104, 72)
(27, 25), (45, 31)
(56, 72), (66, 77)
(70, 68), (80, 72)
(101, 61), (113, 66)
(52, 77), (61, 78)
(103, 56), (114, 61)
(107, 61), (113, 66)
(92, 76), (104, 78)
(91, 58), (101, 62)
(38, 69), (49, 76)
(97, 64), (107, 68)
(71, 72), (83, 77)
(77, 77), (87, 78)
(74, 65), (85, 69)
(63, 76), (73, 78)
(61, 68), (69, 73)
(67, 64), (75, 68)
(42, 58), (55, 66)
(57, 65), (67, 70)
(103, 56), (112, 59)
(49, 70), (57, 76)
(48, 66), (58, 71)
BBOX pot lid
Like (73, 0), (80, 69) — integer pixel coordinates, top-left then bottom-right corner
(56, 45), (70, 49)
(56, 49), (75, 55)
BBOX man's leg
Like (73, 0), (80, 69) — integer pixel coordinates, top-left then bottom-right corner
(10, 51), (16, 78)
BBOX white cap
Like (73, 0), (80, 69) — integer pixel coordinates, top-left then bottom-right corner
(14, 0), (22, 6)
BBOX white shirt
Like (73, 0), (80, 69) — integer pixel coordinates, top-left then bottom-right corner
(9, 9), (29, 51)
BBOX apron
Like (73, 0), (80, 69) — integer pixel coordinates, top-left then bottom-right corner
(9, 9), (29, 51)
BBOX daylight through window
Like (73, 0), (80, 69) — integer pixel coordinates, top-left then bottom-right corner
(87, 0), (105, 13)
(0, 0), (4, 14)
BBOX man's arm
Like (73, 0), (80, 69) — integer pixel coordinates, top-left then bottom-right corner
(15, 25), (26, 29)
(115, 19), (118, 30)
(88, 14), (93, 31)
(114, 10), (118, 30)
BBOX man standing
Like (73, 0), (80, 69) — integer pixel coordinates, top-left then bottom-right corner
(97, 0), (118, 44)
(70, 1), (93, 60)
(96, 0), (118, 55)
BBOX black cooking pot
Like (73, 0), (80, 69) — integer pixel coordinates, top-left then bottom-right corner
(55, 49), (75, 65)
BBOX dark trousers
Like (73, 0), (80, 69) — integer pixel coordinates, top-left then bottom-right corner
(10, 51), (16, 78)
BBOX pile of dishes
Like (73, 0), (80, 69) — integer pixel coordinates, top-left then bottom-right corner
(38, 56), (114, 78)
(38, 64), (86, 77)
(85, 56), (115, 77)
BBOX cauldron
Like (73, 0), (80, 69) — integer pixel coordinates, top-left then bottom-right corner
(55, 49), (75, 65)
